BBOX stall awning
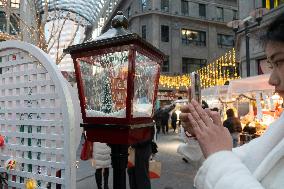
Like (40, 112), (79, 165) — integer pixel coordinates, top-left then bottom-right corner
(228, 74), (274, 94)
(202, 85), (228, 97)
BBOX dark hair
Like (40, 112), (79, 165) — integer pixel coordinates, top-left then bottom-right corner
(263, 12), (284, 44)
(211, 107), (219, 112)
(178, 96), (183, 99)
(226, 109), (235, 117)
(224, 81), (230, 85)
(202, 100), (209, 109)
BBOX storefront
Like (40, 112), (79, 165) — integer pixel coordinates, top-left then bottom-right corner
(157, 89), (188, 107)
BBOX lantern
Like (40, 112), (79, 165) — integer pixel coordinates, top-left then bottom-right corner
(64, 11), (164, 145)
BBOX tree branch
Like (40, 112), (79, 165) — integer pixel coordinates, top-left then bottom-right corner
(57, 19), (82, 64)
(46, 19), (56, 45)
(55, 12), (70, 64)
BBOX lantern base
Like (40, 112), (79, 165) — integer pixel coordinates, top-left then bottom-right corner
(81, 123), (153, 145)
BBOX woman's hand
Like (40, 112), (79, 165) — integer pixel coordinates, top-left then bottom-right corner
(180, 100), (232, 158)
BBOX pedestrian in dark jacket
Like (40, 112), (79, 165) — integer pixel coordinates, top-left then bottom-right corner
(161, 104), (176, 134)
(223, 109), (242, 147)
(171, 111), (177, 133)
(153, 108), (162, 134)
(127, 126), (157, 189)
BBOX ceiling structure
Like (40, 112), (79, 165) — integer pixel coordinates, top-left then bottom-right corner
(36, 0), (121, 25)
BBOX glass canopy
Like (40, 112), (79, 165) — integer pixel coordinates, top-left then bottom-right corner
(37, 0), (120, 24)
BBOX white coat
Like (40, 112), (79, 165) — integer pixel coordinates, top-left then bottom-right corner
(92, 142), (111, 169)
(194, 113), (284, 189)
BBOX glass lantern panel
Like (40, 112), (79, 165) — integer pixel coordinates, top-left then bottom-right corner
(133, 51), (159, 118)
(77, 47), (129, 118)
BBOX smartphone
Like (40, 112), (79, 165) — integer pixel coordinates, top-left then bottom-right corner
(189, 72), (201, 103)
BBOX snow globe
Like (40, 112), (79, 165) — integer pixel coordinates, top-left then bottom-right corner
(64, 11), (165, 144)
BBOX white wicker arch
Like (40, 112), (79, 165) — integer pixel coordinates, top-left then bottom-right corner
(0, 40), (78, 189)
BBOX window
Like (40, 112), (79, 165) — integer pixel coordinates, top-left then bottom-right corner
(162, 57), (170, 72)
(263, 0), (284, 9)
(10, 16), (19, 35)
(0, 11), (6, 32)
(161, 0), (169, 12)
(0, 1), (3, 6)
(233, 10), (238, 20)
(142, 25), (146, 40)
(141, 0), (147, 12)
(216, 7), (224, 21)
(11, 0), (20, 8)
(182, 58), (207, 73)
(181, 0), (189, 15)
(181, 29), (206, 46)
(199, 4), (206, 18)
(217, 34), (234, 48)
(161, 25), (169, 42)
(127, 6), (131, 18)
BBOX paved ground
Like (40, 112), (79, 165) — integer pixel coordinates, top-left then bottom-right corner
(76, 129), (198, 189)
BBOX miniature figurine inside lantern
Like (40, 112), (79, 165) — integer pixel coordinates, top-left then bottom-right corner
(65, 11), (164, 129)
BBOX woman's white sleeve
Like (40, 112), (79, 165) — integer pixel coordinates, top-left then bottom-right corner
(194, 151), (264, 189)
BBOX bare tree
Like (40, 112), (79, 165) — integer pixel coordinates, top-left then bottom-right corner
(1, 0), (86, 64)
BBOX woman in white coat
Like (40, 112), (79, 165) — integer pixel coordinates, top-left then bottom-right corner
(92, 142), (111, 189)
(180, 13), (284, 189)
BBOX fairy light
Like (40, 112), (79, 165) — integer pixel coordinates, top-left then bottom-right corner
(159, 48), (239, 90)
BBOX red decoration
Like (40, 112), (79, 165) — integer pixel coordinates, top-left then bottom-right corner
(5, 159), (16, 171)
(0, 135), (5, 147)
(80, 138), (93, 161)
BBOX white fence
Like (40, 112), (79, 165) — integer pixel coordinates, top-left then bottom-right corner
(0, 41), (79, 189)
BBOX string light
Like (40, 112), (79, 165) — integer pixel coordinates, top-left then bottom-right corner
(0, 32), (16, 41)
(159, 48), (240, 89)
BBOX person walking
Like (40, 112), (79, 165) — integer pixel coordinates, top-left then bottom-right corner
(171, 110), (178, 133)
(223, 109), (242, 147)
(179, 13), (284, 189)
(153, 107), (163, 134)
(92, 142), (111, 189)
(127, 126), (157, 189)
(161, 104), (175, 134)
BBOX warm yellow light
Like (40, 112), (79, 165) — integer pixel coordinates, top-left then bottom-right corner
(159, 48), (239, 90)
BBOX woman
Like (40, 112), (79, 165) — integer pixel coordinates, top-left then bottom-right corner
(223, 108), (242, 147)
(180, 13), (284, 189)
(92, 142), (111, 189)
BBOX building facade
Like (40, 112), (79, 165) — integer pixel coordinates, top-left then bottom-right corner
(237, 0), (284, 77)
(0, 0), (20, 41)
(103, 0), (238, 75)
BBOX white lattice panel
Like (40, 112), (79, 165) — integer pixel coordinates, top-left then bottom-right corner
(0, 41), (77, 189)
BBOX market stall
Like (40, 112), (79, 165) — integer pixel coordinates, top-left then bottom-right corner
(226, 74), (283, 142)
